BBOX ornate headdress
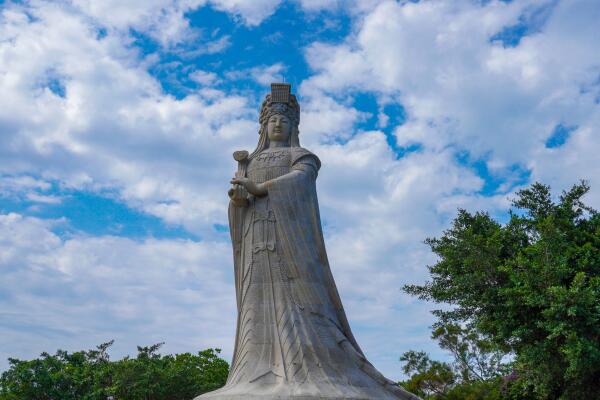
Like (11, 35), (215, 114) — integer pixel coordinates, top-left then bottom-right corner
(249, 83), (301, 158)
(259, 83), (300, 128)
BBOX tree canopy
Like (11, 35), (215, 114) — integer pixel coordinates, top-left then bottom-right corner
(403, 181), (600, 399)
(0, 342), (228, 400)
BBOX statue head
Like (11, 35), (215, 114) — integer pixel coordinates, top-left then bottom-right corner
(250, 83), (300, 157)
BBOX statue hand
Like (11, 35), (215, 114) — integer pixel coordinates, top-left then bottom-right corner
(231, 177), (267, 197)
(228, 184), (244, 198)
(228, 183), (248, 207)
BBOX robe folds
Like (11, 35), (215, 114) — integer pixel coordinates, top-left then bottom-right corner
(197, 147), (420, 400)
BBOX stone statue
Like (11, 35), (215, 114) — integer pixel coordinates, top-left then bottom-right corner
(197, 84), (420, 400)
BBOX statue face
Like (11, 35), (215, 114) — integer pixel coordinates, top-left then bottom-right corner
(267, 114), (291, 143)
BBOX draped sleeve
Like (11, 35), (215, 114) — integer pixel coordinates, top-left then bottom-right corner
(265, 147), (365, 357)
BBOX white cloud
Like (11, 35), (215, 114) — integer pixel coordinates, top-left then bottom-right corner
(302, 0), (600, 196)
(298, 0), (386, 14)
(298, 0), (340, 12)
(0, 212), (236, 371)
(0, 176), (51, 195)
(210, 0), (282, 26)
(225, 62), (287, 85)
(25, 192), (62, 204)
(189, 69), (221, 85)
(0, 1), (260, 237)
(70, 0), (282, 44)
(531, 113), (600, 206)
(69, 0), (205, 46)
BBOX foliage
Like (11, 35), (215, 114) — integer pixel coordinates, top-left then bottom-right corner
(0, 342), (228, 400)
(403, 181), (600, 399)
(399, 323), (509, 400)
(399, 350), (455, 398)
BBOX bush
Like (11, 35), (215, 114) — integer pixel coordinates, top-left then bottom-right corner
(0, 342), (228, 400)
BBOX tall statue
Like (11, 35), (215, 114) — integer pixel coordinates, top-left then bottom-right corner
(198, 84), (420, 400)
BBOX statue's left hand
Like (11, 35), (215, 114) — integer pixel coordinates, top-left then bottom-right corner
(231, 177), (268, 197)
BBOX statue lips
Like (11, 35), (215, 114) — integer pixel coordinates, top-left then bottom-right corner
(271, 132), (285, 141)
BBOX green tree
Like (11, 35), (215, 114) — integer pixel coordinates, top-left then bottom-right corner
(399, 323), (508, 400)
(404, 182), (600, 399)
(0, 342), (229, 400)
(399, 350), (455, 398)
(430, 323), (507, 383)
(0, 349), (97, 400)
(110, 343), (228, 399)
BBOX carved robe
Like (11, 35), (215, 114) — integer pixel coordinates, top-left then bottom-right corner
(198, 146), (419, 400)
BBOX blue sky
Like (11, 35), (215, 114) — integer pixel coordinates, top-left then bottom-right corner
(1, 0), (599, 381)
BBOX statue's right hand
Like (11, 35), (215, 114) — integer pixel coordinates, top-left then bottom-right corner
(230, 177), (267, 197)
(229, 184), (248, 206)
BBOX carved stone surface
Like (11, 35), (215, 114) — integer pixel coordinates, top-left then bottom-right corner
(196, 84), (420, 400)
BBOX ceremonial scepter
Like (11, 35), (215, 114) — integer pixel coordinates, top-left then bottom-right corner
(229, 150), (249, 207)
(228, 150), (249, 311)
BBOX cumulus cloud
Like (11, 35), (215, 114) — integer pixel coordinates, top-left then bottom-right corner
(298, 0), (386, 14)
(302, 0), (600, 198)
(70, 0), (282, 43)
(225, 63), (287, 85)
(299, 92), (367, 143)
(70, 0), (198, 46)
(189, 69), (221, 86)
(0, 212), (236, 371)
(209, 0), (282, 26)
(0, 1), (260, 237)
(0, 176), (52, 197)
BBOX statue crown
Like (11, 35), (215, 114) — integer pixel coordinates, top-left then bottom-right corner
(259, 83), (300, 128)
(271, 83), (291, 103)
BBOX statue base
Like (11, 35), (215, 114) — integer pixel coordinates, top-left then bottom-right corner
(197, 396), (394, 400)
(195, 382), (421, 400)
